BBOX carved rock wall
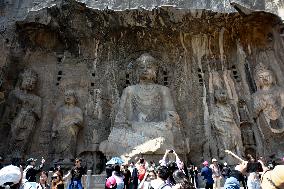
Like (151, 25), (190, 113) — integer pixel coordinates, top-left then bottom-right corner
(0, 0), (284, 170)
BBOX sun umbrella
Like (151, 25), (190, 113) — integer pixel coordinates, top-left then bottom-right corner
(106, 157), (125, 165)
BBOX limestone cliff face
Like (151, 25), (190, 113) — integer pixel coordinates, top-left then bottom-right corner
(0, 0), (282, 25)
(0, 0), (284, 170)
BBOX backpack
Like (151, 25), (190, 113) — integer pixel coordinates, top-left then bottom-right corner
(105, 176), (117, 189)
(138, 165), (146, 181)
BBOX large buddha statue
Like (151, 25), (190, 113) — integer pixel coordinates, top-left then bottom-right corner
(100, 53), (183, 158)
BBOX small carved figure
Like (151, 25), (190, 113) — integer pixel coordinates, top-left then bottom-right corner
(85, 89), (102, 120)
(52, 90), (83, 161)
(6, 69), (41, 157)
(210, 88), (243, 159)
(253, 63), (284, 133)
(238, 99), (250, 123)
(241, 124), (256, 147)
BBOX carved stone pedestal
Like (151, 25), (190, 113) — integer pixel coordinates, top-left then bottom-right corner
(100, 122), (183, 161)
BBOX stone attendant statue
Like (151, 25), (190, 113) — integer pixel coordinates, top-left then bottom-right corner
(6, 69), (41, 157)
(253, 63), (284, 133)
(52, 90), (83, 161)
(100, 53), (183, 158)
(210, 88), (243, 162)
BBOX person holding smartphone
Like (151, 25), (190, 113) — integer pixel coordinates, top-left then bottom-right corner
(223, 161), (248, 189)
(159, 150), (184, 171)
(246, 155), (263, 189)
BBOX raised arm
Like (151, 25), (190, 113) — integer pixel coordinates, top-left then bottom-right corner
(173, 150), (183, 170)
(159, 150), (170, 166)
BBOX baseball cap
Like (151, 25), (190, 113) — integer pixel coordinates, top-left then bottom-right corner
(0, 165), (22, 186)
(212, 158), (218, 162)
(203, 161), (209, 166)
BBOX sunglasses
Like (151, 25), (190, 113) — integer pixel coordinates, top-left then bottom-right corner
(51, 176), (58, 180)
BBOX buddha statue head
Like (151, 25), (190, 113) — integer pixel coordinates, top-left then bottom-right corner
(136, 53), (157, 83)
(254, 63), (276, 90)
(64, 90), (77, 106)
(214, 88), (228, 104)
(20, 69), (38, 91)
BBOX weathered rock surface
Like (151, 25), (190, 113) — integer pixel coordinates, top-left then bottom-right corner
(0, 0), (284, 171)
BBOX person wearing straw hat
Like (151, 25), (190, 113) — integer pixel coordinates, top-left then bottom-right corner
(260, 165), (284, 189)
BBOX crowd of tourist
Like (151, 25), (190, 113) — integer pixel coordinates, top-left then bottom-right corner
(104, 151), (284, 189)
(0, 157), (86, 189)
(0, 152), (283, 189)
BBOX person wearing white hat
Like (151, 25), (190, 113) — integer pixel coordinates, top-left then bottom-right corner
(0, 165), (35, 189)
(23, 158), (45, 182)
(210, 158), (222, 189)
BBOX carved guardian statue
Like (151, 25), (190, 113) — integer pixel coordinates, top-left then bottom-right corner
(210, 88), (243, 162)
(52, 90), (83, 161)
(6, 69), (41, 157)
(253, 63), (284, 133)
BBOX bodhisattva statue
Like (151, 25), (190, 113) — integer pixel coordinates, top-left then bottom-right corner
(253, 63), (284, 133)
(100, 53), (183, 158)
(52, 90), (83, 161)
(210, 89), (243, 161)
(6, 69), (41, 157)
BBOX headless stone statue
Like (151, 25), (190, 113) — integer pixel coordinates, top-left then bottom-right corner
(100, 53), (183, 159)
(6, 69), (41, 157)
(210, 88), (243, 163)
(52, 90), (83, 161)
(253, 63), (284, 133)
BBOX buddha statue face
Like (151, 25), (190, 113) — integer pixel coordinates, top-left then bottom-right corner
(136, 53), (157, 82)
(64, 90), (77, 105)
(20, 69), (37, 91)
(256, 70), (274, 88)
(215, 89), (228, 104)
(254, 63), (275, 89)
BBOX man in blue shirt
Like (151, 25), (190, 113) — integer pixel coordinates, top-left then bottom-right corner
(201, 161), (214, 189)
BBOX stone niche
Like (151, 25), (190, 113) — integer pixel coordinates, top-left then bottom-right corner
(0, 0), (284, 171)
